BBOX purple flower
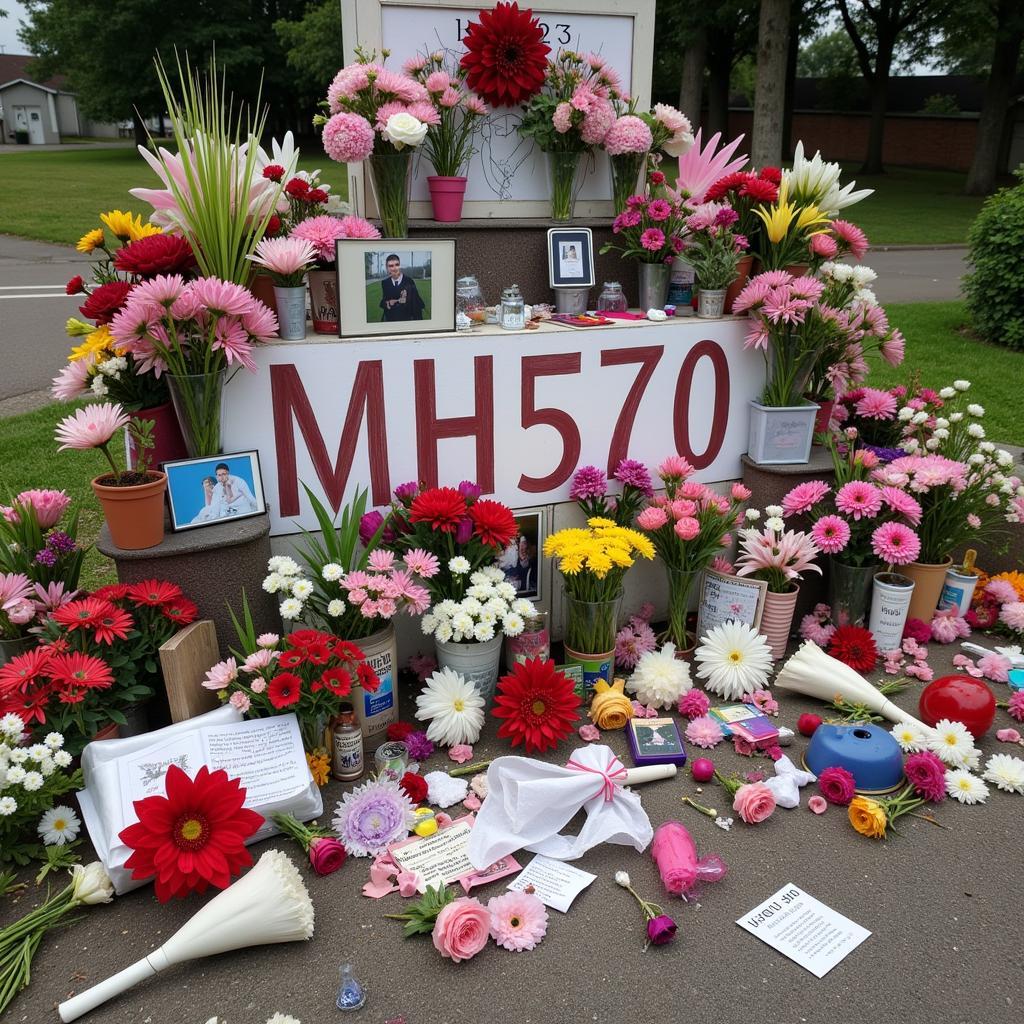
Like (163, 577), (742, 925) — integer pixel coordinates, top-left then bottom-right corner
(393, 481), (419, 506)
(34, 548), (58, 567)
(646, 914), (677, 946)
(714, 206), (739, 227)
(406, 730), (435, 762)
(359, 510), (385, 546)
(45, 530), (77, 555)
(613, 459), (653, 496)
(333, 776), (415, 857)
(455, 517), (473, 545)
(457, 480), (482, 500)
(569, 465), (607, 501)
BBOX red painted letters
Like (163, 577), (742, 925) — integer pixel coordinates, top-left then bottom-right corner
(519, 353), (583, 492)
(600, 345), (664, 473)
(673, 340), (730, 468)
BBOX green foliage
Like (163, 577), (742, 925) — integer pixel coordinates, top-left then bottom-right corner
(964, 169), (1024, 351)
(921, 93), (960, 115)
(798, 28), (861, 77)
(385, 884), (457, 938)
(274, 0), (344, 103)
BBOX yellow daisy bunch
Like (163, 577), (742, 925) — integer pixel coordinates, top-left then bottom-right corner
(76, 228), (106, 254)
(68, 325), (115, 364)
(545, 518), (654, 584)
(100, 209), (162, 242)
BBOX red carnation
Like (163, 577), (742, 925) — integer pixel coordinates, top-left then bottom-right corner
(399, 771), (429, 804)
(79, 280), (132, 325)
(649, 170), (665, 186)
(265, 214), (282, 236)
(268, 672), (303, 709)
(66, 275), (85, 295)
(119, 764), (263, 902)
(285, 177), (310, 198)
(460, 2), (550, 108)
(704, 171), (751, 202)
(492, 657), (581, 753)
(739, 176), (779, 203)
(410, 487), (468, 533)
(356, 661), (380, 692)
(827, 624), (878, 673)
(387, 721), (416, 742)
(305, 187), (329, 204)
(114, 233), (197, 279)
(469, 498), (517, 549)
(759, 166), (782, 184)
(263, 163), (286, 182)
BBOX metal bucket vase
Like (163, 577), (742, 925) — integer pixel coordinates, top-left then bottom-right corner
(435, 632), (504, 702)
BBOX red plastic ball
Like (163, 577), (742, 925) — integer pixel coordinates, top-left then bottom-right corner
(690, 758), (715, 783)
(797, 713), (823, 737)
(918, 674), (996, 739)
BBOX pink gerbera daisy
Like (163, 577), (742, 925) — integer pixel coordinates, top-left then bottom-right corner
(835, 481), (883, 520)
(782, 480), (831, 517)
(854, 388), (898, 420)
(404, 548), (440, 578)
(811, 515), (851, 554)
(831, 220), (869, 259)
(871, 521), (921, 565)
(487, 891), (548, 951)
(877, 485), (922, 526)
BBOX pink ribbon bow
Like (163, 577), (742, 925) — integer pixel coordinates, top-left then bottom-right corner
(565, 752), (627, 802)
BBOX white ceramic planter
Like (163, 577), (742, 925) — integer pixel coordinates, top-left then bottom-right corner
(747, 400), (819, 465)
(869, 572), (915, 652)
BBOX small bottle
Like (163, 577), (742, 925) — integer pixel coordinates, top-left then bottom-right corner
(335, 963), (366, 1011)
(499, 284), (525, 330)
(331, 703), (364, 782)
(596, 281), (628, 313)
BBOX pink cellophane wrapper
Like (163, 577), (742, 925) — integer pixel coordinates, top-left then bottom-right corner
(650, 821), (728, 897)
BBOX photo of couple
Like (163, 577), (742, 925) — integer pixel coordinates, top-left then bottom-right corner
(164, 452), (265, 532)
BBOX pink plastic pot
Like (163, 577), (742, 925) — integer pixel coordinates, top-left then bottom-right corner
(427, 176), (468, 223)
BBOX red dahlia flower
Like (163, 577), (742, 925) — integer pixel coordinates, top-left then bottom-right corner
(827, 625), (878, 673)
(114, 233), (197, 279)
(460, 2), (550, 108)
(492, 657), (581, 753)
(119, 764), (263, 902)
(410, 487), (468, 533)
(469, 498), (517, 549)
(79, 280), (132, 324)
(759, 166), (782, 184)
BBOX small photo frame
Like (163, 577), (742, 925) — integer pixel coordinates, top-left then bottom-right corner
(694, 568), (768, 642)
(163, 451), (266, 532)
(547, 228), (594, 288)
(336, 238), (456, 338)
(498, 508), (545, 601)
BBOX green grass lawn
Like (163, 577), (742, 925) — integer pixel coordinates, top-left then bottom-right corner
(364, 277), (433, 323)
(0, 146), (349, 246)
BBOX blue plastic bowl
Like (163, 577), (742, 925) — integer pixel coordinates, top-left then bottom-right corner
(1008, 668), (1024, 692)
(803, 723), (905, 794)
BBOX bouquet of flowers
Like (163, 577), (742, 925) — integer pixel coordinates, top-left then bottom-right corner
(601, 193), (690, 265)
(683, 202), (748, 292)
(703, 168), (780, 249)
(751, 180), (830, 271)
(214, 623), (379, 753)
(832, 381), (939, 458)
(260, 162), (332, 233)
(0, 714), (81, 866)
(969, 572), (1024, 636)
(734, 511), (821, 594)
(568, 460), (654, 526)
(635, 456), (747, 649)
(602, 110), (654, 213)
(419, 566), (535, 645)
(0, 488), (85, 593)
(544, 518), (654, 656)
(290, 214), (381, 270)
(320, 49), (433, 236)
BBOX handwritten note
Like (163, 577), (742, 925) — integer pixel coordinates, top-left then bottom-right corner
(506, 854), (596, 913)
(205, 717), (309, 807)
(695, 568), (768, 641)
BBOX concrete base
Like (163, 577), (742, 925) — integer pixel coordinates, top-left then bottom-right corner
(97, 513), (279, 654)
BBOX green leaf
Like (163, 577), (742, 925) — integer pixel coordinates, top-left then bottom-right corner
(384, 883), (456, 939)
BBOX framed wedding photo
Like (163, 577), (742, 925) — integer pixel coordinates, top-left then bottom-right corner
(336, 238), (456, 338)
(547, 227), (594, 288)
(163, 451), (266, 532)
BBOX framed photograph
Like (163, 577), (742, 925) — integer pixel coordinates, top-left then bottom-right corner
(547, 228), (595, 288)
(694, 568), (768, 642)
(335, 238), (456, 338)
(498, 508), (545, 601)
(163, 451), (266, 532)
(626, 717), (687, 767)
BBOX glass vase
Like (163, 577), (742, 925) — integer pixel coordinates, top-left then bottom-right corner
(610, 151), (647, 213)
(367, 149), (413, 238)
(547, 150), (585, 222)
(299, 711), (330, 756)
(563, 592), (622, 658)
(166, 368), (226, 458)
(663, 568), (700, 652)
(827, 557), (879, 628)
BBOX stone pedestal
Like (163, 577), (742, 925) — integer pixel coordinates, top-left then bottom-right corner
(97, 513), (279, 655)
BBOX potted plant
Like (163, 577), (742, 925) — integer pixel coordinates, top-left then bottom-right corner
(247, 236), (317, 341)
(407, 53), (489, 222)
(54, 403), (167, 550)
(682, 201), (747, 318)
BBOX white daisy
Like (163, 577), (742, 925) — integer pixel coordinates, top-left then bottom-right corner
(44, 732), (64, 750)
(512, 598), (535, 617)
(626, 643), (692, 709)
(945, 769), (988, 804)
(321, 562), (343, 582)
(291, 579), (314, 600)
(928, 719), (980, 768)
(414, 666), (486, 746)
(5, 765), (26, 785)
(467, 583), (492, 601)
(694, 621), (773, 700)
(495, 582), (517, 602)
(262, 572), (286, 594)
(27, 744), (49, 763)
(37, 805), (81, 846)
(502, 612), (525, 636)
(21, 771), (43, 792)
(52, 750), (73, 768)
(890, 720), (926, 753)
(469, 571), (490, 586)
(451, 611), (474, 636)
(764, 504), (784, 518)
(967, 403), (985, 417)
(0, 713), (24, 740)
(982, 754), (1024, 794)
(953, 379), (971, 391)
(8, 748), (28, 764)
(448, 556), (471, 575)
(327, 599), (345, 617)
(279, 597), (303, 620)
(420, 613), (438, 635)
(0, 796), (17, 816)
(437, 599), (458, 618)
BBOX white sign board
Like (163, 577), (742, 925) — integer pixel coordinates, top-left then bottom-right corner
(222, 318), (763, 536)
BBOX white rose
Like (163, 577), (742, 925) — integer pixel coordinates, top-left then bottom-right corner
(953, 379), (970, 391)
(383, 112), (427, 149)
(71, 862), (115, 905)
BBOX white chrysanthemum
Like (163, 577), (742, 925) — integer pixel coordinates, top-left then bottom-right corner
(902, 439), (920, 453)
(614, 870), (630, 887)
(925, 438), (940, 451)
(437, 599), (458, 617)
(890, 720), (926, 753)
(483, 596), (507, 616)
(321, 562), (343, 581)
(626, 643), (692, 708)
(982, 754), (1024, 794)
(421, 613), (438, 636)
(467, 583), (492, 601)
(948, 412), (963, 422)
(27, 744), (48, 763)
(469, 570), (490, 586)
(932, 428), (949, 440)
(979, 440), (995, 453)
(21, 771), (43, 792)
(995, 449), (1014, 468)
(694, 621), (773, 700)
(928, 718), (980, 768)
(934, 417), (949, 429)
(279, 597), (303, 620)
(327, 599), (345, 617)
(897, 407), (914, 421)
(745, 509), (761, 521)
(765, 516), (785, 533)
(967, 403), (984, 417)
(435, 620), (454, 644)
(953, 379), (970, 391)
(44, 732), (63, 750)
(262, 572), (286, 594)
(37, 756), (55, 777)
(38, 805), (81, 846)
(495, 581), (517, 601)
(291, 579), (314, 600)
(512, 598), (535, 616)
(0, 713), (24, 739)
(267, 555), (288, 573)
(967, 423), (985, 439)
(482, 565), (505, 582)
(449, 555), (471, 575)
(911, 411), (928, 425)
(451, 611), (474, 637)
(0, 796), (17, 816)
(503, 612), (525, 636)
(969, 453), (986, 466)
(851, 265), (877, 286)
(277, 556), (301, 576)
(945, 769), (988, 804)
(415, 666), (486, 745)
(5, 765), (26, 785)
(477, 608), (498, 626)
(765, 504), (784, 518)
(53, 749), (72, 768)
(8, 748), (28, 764)
(473, 620), (496, 643)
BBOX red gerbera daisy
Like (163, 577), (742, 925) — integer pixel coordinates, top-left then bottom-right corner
(704, 171), (751, 202)
(92, 603), (135, 645)
(119, 764), (263, 902)
(51, 597), (108, 631)
(320, 666), (352, 697)
(409, 487), (467, 533)
(0, 647), (54, 692)
(460, 2), (550, 108)
(1, 686), (52, 725)
(356, 661), (380, 692)
(333, 639), (366, 662)
(827, 625), (878, 674)
(268, 672), (303, 709)
(113, 233), (197, 278)
(286, 628), (332, 650)
(492, 657), (581, 753)
(79, 280), (133, 324)
(162, 598), (198, 626)
(91, 583), (131, 602)
(739, 176), (779, 203)
(278, 650), (306, 669)
(304, 642), (331, 665)
(469, 498), (518, 549)
(47, 651), (114, 690)
(126, 579), (183, 607)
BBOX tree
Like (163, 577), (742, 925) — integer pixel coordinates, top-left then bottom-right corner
(798, 28), (861, 76)
(274, 0), (343, 114)
(836, 0), (956, 173)
(751, 0), (790, 166)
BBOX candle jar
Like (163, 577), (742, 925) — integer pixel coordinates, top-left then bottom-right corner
(374, 740), (410, 780)
(596, 281), (628, 313)
(505, 612), (551, 669)
(499, 285), (525, 330)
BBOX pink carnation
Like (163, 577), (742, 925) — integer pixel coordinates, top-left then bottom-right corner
(637, 506), (669, 531)
(977, 652), (1012, 683)
(1000, 602), (1024, 632)
(684, 715), (724, 749)
(603, 114), (653, 156)
(678, 689), (710, 719)
(580, 99), (615, 144)
(323, 112), (375, 164)
(673, 516), (700, 541)
(640, 227), (666, 252)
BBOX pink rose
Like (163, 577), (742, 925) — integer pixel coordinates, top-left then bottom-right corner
(308, 836), (347, 876)
(732, 782), (776, 824)
(448, 743), (474, 764)
(432, 897), (491, 962)
(807, 795), (827, 815)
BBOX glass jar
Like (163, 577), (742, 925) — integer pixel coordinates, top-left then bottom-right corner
(330, 703), (364, 782)
(597, 281), (628, 312)
(499, 284), (525, 330)
(455, 275), (486, 328)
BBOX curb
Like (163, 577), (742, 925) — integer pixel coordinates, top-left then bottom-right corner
(868, 243), (968, 253)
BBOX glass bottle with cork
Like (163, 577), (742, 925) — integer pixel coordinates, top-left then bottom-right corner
(330, 703), (364, 782)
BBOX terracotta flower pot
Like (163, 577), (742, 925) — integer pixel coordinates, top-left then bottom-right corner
(784, 263), (810, 277)
(724, 254), (754, 313)
(811, 397), (835, 442)
(903, 558), (954, 623)
(249, 273), (277, 311)
(92, 471), (167, 550)
(127, 402), (187, 471)
(761, 585), (799, 660)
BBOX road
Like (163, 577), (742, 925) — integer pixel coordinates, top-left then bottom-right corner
(0, 234), (969, 416)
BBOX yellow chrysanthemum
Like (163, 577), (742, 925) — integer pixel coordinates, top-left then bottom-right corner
(130, 220), (162, 241)
(76, 228), (105, 254)
(588, 516), (618, 529)
(69, 327), (112, 364)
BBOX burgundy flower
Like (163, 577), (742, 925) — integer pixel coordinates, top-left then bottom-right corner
(114, 233), (197, 279)
(646, 914), (677, 945)
(65, 275), (85, 295)
(80, 280), (132, 324)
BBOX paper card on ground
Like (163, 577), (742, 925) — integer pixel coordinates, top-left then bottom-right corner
(737, 883), (871, 977)
(506, 854), (597, 913)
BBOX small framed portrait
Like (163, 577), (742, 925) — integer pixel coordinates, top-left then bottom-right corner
(336, 238), (456, 338)
(498, 508), (545, 601)
(547, 227), (594, 288)
(163, 451), (266, 532)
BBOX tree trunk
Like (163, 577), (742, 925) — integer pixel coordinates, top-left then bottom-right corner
(965, 1), (1023, 195)
(678, 27), (708, 130)
(132, 111), (147, 148)
(781, 0), (801, 161)
(706, 44), (733, 138)
(751, 0), (790, 167)
(861, 39), (893, 174)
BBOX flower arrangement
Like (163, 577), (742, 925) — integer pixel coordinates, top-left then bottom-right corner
(970, 572), (1024, 638)
(752, 180), (830, 271)
(246, 237), (317, 288)
(0, 488), (84, 595)
(601, 193), (691, 265)
(734, 510), (821, 594)
(634, 456), (747, 649)
(407, 52), (489, 177)
(704, 168), (780, 247)
(544, 518), (654, 655)
(289, 214), (381, 268)
(211, 625), (379, 753)
(568, 460), (654, 525)
(261, 162), (332, 234)
(832, 380), (939, 457)
(492, 658), (581, 752)
(419, 567), (534, 645)
(602, 112), (654, 211)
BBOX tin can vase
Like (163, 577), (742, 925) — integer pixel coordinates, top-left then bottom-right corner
(435, 632), (504, 702)
(868, 572), (915, 652)
(273, 284), (307, 341)
(938, 567), (979, 616)
(638, 262), (671, 311)
(349, 623), (399, 747)
(697, 288), (727, 318)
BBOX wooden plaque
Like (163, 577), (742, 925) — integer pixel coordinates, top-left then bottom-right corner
(159, 619), (222, 723)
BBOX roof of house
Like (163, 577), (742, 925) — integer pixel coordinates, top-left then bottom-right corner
(0, 53), (68, 93)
